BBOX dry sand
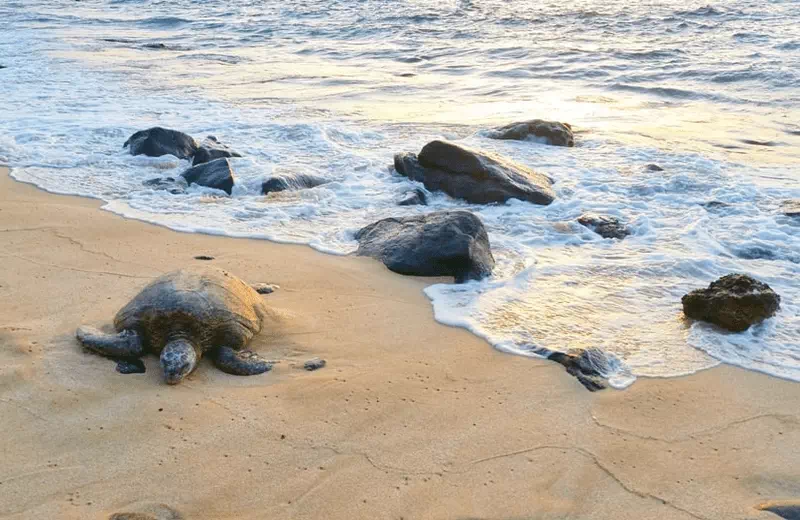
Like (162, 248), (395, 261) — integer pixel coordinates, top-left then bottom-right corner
(0, 167), (798, 520)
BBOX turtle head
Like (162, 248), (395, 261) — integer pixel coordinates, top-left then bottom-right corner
(160, 339), (198, 385)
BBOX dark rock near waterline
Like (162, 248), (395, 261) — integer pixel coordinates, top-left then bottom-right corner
(355, 210), (495, 283)
(548, 348), (611, 391)
(781, 200), (800, 217)
(645, 163), (664, 172)
(577, 213), (631, 239)
(757, 500), (800, 520)
(143, 176), (186, 194)
(124, 127), (198, 160)
(192, 136), (242, 166)
(682, 274), (781, 332)
(181, 158), (235, 195)
(394, 141), (555, 205)
(398, 188), (428, 206)
(262, 173), (329, 195)
(115, 358), (146, 374)
(487, 119), (574, 147)
(303, 357), (326, 371)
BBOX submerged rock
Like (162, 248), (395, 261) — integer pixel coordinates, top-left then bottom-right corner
(394, 140), (555, 206)
(124, 127), (198, 160)
(548, 348), (612, 392)
(577, 213), (631, 239)
(682, 274), (781, 332)
(486, 119), (574, 147)
(398, 188), (428, 206)
(142, 176), (187, 194)
(645, 164), (664, 172)
(781, 200), (800, 217)
(355, 210), (495, 283)
(262, 173), (328, 195)
(181, 157), (235, 195)
(192, 136), (242, 166)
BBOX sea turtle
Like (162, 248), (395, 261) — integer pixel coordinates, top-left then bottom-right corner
(76, 266), (272, 385)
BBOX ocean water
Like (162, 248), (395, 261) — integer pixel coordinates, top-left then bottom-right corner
(1, 0), (799, 388)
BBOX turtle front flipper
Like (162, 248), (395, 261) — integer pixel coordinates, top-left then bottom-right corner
(211, 346), (273, 376)
(77, 326), (144, 358)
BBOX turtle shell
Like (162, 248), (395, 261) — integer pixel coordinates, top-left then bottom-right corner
(113, 267), (267, 354)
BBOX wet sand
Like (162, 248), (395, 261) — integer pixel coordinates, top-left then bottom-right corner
(0, 167), (798, 520)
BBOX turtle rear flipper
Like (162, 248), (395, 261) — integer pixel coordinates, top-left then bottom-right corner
(211, 346), (272, 376)
(77, 326), (144, 358)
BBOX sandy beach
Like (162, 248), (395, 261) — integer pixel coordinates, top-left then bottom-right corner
(0, 166), (798, 520)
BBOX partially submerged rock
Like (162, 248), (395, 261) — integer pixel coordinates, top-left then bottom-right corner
(355, 210), (495, 283)
(645, 164), (664, 172)
(142, 176), (186, 194)
(682, 274), (781, 332)
(577, 213), (631, 239)
(548, 348), (612, 391)
(781, 200), (800, 217)
(181, 158), (235, 195)
(486, 119), (574, 147)
(398, 188), (428, 206)
(124, 127), (198, 160)
(192, 136), (242, 166)
(262, 173), (329, 195)
(394, 140), (555, 205)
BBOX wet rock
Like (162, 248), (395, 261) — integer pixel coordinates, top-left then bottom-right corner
(781, 200), (800, 217)
(757, 500), (800, 520)
(645, 164), (664, 172)
(487, 119), (574, 147)
(251, 283), (279, 295)
(701, 201), (731, 211)
(181, 157), (235, 195)
(577, 214), (631, 239)
(548, 348), (611, 391)
(0, 65), (6, 69)
(394, 141), (555, 206)
(398, 188), (428, 206)
(123, 127), (198, 160)
(303, 358), (326, 371)
(262, 173), (328, 195)
(143, 176), (186, 194)
(115, 358), (146, 374)
(192, 136), (242, 166)
(355, 210), (495, 283)
(682, 274), (781, 332)
(734, 246), (776, 260)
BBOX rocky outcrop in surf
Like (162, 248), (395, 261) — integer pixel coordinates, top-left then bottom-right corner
(781, 200), (800, 217)
(548, 348), (616, 391)
(394, 140), (555, 205)
(181, 158), (235, 195)
(682, 274), (780, 332)
(397, 188), (428, 206)
(262, 173), (329, 195)
(577, 213), (631, 239)
(192, 136), (242, 166)
(124, 127), (199, 160)
(355, 210), (495, 283)
(486, 119), (574, 147)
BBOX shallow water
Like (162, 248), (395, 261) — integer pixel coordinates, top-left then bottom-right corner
(2, 0), (799, 387)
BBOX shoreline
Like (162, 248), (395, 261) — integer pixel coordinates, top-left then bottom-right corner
(1, 166), (799, 519)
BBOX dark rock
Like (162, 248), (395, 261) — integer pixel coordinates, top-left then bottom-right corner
(487, 119), (574, 147)
(142, 42), (169, 50)
(701, 201), (731, 211)
(181, 158), (235, 195)
(303, 358), (326, 371)
(262, 173), (329, 195)
(781, 200), (800, 217)
(115, 358), (146, 374)
(193, 255), (214, 261)
(577, 214), (631, 239)
(645, 164), (664, 172)
(398, 188), (428, 206)
(757, 500), (800, 520)
(123, 127), (198, 160)
(251, 283), (279, 295)
(548, 348), (611, 391)
(734, 246), (776, 261)
(142, 176), (186, 194)
(0, 65), (6, 69)
(682, 274), (781, 332)
(355, 210), (495, 283)
(192, 136), (242, 166)
(395, 141), (555, 205)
